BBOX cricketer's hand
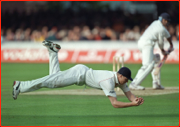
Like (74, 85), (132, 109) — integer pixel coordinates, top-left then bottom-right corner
(168, 46), (174, 53)
(138, 97), (144, 105)
(133, 97), (144, 106)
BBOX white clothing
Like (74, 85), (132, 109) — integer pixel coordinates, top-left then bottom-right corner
(20, 51), (89, 92)
(20, 51), (129, 98)
(131, 20), (170, 86)
(138, 20), (170, 49)
(85, 69), (130, 97)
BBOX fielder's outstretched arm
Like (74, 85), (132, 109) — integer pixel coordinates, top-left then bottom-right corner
(124, 91), (136, 102)
(124, 91), (144, 105)
(108, 95), (143, 108)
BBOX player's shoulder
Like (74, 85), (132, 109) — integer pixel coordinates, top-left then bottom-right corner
(150, 20), (158, 24)
(123, 83), (128, 87)
(150, 20), (161, 27)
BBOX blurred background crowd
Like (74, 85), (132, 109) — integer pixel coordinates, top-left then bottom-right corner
(1, 1), (179, 42)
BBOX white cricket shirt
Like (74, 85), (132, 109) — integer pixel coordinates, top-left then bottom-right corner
(85, 69), (130, 98)
(138, 20), (170, 49)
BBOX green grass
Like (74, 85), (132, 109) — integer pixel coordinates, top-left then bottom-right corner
(1, 63), (179, 126)
(1, 94), (179, 126)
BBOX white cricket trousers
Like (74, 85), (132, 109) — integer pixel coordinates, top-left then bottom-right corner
(20, 51), (89, 93)
(132, 40), (161, 85)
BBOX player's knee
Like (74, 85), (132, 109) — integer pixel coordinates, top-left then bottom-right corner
(154, 54), (160, 63)
(77, 64), (89, 70)
(49, 81), (59, 88)
(140, 65), (148, 70)
(141, 61), (155, 73)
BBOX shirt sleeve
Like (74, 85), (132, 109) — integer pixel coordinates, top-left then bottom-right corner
(158, 28), (171, 50)
(99, 79), (117, 98)
(119, 83), (130, 92)
(164, 28), (171, 38)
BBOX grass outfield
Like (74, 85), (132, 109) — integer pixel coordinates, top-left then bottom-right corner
(1, 63), (179, 126)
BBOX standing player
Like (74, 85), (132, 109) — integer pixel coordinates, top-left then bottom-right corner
(129, 12), (174, 90)
(13, 40), (144, 108)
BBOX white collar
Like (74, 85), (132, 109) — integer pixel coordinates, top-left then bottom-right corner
(114, 72), (120, 85)
(157, 20), (163, 26)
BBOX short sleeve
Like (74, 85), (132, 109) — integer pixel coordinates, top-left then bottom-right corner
(158, 28), (171, 49)
(163, 28), (171, 38)
(99, 79), (117, 98)
(119, 83), (130, 92)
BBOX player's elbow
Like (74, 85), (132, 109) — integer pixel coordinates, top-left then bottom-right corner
(108, 96), (119, 108)
(112, 104), (118, 108)
(111, 101), (119, 108)
(110, 99), (127, 108)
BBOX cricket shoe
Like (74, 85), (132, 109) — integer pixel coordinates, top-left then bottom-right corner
(12, 81), (21, 100)
(42, 40), (61, 53)
(153, 82), (164, 90)
(129, 83), (145, 90)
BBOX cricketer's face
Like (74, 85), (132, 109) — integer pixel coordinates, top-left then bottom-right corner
(162, 19), (169, 26)
(118, 74), (128, 85)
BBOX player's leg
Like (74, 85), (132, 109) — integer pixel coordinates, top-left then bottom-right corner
(129, 45), (154, 90)
(13, 70), (77, 100)
(151, 54), (164, 89)
(42, 40), (61, 75)
(12, 64), (89, 100)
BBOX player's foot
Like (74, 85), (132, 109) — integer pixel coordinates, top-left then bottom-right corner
(153, 82), (164, 90)
(129, 83), (145, 90)
(42, 40), (61, 53)
(12, 81), (21, 100)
